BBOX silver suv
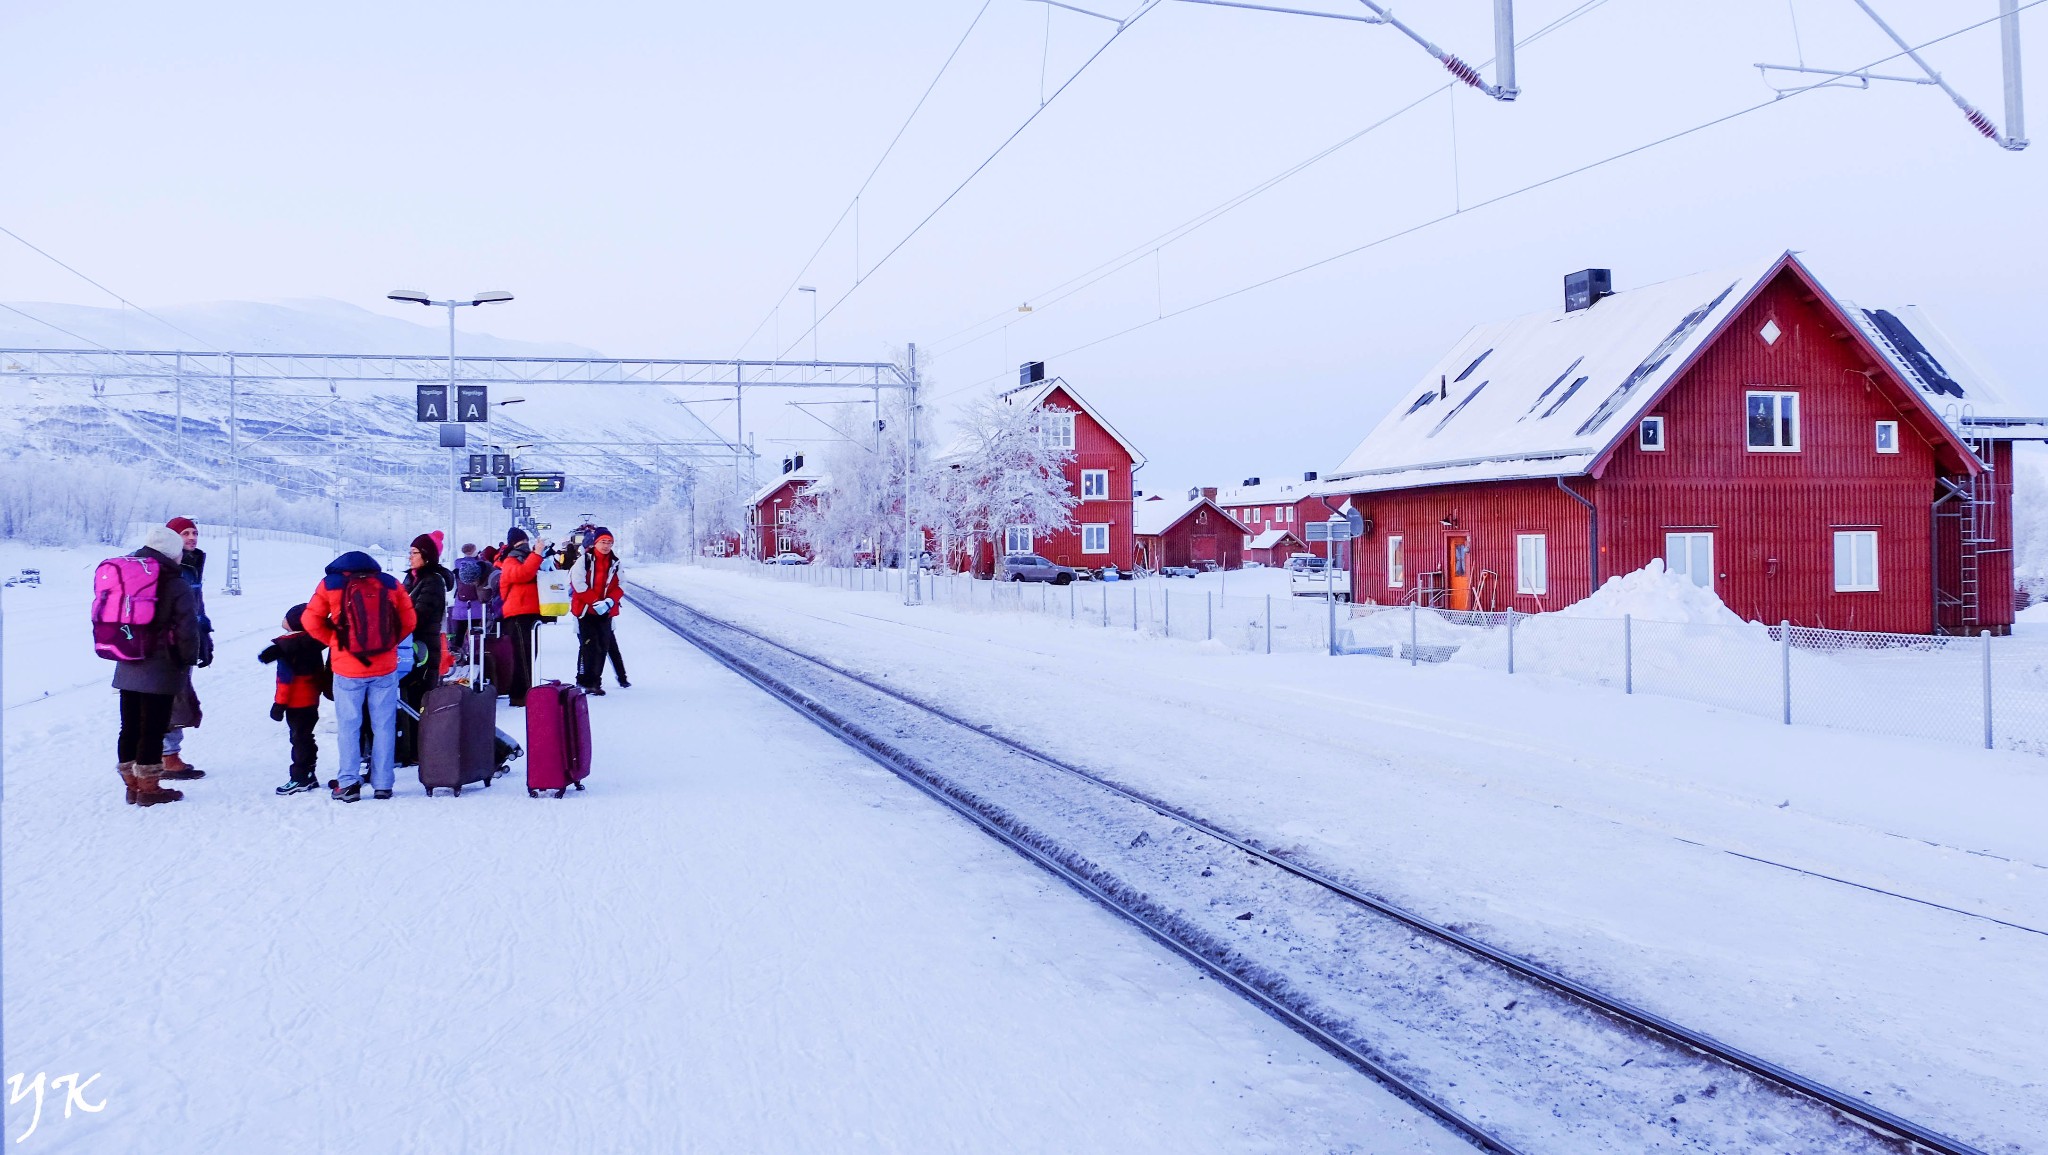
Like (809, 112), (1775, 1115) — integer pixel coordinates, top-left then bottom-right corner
(998, 554), (1081, 584)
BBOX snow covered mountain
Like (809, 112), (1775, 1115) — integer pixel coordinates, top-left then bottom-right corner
(0, 299), (724, 527)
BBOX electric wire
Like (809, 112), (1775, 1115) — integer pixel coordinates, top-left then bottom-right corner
(771, 1), (1163, 364)
(923, 0), (1617, 364)
(934, 0), (2042, 399)
(0, 223), (222, 351)
(731, 0), (999, 363)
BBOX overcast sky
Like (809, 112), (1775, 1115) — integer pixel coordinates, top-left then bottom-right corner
(3, 0), (2041, 496)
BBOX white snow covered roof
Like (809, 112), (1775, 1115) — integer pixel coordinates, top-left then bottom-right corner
(748, 470), (820, 507)
(1842, 302), (2047, 437)
(1004, 377), (1148, 466)
(1323, 254), (1785, 494)
(1216, 476), (1319, 507)
(1323, 252), (1993, 493)
(1246, 528), (1303, 549)
(1134, 496), (1248, 538)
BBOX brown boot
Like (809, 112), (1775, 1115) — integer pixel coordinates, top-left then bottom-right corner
(159, 752), (204, 780)
(118, 762), (138, 805)
(133, 765), (184, 806)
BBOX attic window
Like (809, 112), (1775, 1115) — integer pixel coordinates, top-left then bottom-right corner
(1453, 349), (1492, 383)
(1759, 319), (1782, 346)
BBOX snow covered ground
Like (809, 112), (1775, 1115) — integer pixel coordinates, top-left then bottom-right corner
(1, 541), (1466, 1153)
(636, 562), (2048, 1154)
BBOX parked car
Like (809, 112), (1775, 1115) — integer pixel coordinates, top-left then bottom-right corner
(998, 554), (1082, 584)
(772, 552), (809, 565)
(1161, 565), (1200, 578)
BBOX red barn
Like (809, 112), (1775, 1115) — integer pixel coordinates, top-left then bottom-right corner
(1217, 474), (1339, 558)
(748, 462), (820, 561)
(1135, 490), (1249, 570)
(1323, 253), (2025, 634)
(1244, 529), (1309, 568)
(976, 368), (1146, 574)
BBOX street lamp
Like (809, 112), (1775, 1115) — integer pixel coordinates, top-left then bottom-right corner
(386, 289), (515, 561)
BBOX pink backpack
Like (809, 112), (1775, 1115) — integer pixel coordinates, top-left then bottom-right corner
(92, 555), (165, 662)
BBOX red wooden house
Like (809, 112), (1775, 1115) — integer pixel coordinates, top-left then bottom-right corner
(1134, 489), (1249, 570)
(977, 366), (1146, 574)
(1322, 253), (2029, 634)
(748, 457), (820, 560)
(1217, 474), (1338, 559)
(1244, 529), (1310, 568)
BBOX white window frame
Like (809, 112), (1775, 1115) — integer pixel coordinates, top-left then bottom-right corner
(1515, 534), (1548, 595)
(776, 506), (790, 526)
(1080, 469), (1109, 499)
(1874, 420), (1900, 454)
(1834, 530), (1879, 592)
(1041, 410), (1077, 452)
(1386, 535), (1405, 587)
(1004, 526), (1034, 556)
(1665, 532), (1714, 589)
(1745, 390), (1801, 452)
(1081, 523), (1110, 554)
(1638, 415), (1666, 452)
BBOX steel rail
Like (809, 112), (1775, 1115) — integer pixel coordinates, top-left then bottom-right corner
(631, 588), (1527, 1154)
(630, 582), (1992, 1155)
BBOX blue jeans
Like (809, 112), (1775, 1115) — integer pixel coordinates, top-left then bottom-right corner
(332, 668), (402, 790)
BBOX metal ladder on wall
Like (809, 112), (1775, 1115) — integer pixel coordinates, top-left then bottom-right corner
(1936, 405), (1993, 635)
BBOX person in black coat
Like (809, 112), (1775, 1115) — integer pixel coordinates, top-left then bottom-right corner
(110, 525), (204, 806)
(159, 516), (212, 779)
(401, 532), (453, 710)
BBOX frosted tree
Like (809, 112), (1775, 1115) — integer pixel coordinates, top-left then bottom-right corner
(787, 396), (922, 566)
(941, 389), (1078, 573)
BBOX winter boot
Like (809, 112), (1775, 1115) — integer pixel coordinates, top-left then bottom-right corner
(132, 765), (184, 807)
(372, 789), (393, 800)
(333, 781), (362, 804)
(276, 774), (319, 797)
(118, 762), (138, 805)
(159, 752), (204, 780)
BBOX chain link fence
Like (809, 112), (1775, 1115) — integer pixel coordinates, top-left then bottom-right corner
(688, 558), (2047, 756)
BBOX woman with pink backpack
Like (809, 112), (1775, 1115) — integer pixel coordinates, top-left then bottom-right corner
(96, 524), (205, 807)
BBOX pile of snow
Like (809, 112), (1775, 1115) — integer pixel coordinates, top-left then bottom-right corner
(1553, 558), (1755, 625)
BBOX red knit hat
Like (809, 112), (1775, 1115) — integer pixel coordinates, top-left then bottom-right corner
(166, 516), (197, 534)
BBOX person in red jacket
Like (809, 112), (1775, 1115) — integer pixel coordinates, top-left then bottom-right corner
(259, 603), (328, 796)
(570, 527), (625, 695)
(495, 527), (546, 707)
(302, 551), (417, 802)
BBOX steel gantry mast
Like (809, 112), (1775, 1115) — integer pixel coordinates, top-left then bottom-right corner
(1155, 0), (1521, 99)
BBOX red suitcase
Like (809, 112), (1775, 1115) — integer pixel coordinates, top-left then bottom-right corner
(526, 680), (590, 798)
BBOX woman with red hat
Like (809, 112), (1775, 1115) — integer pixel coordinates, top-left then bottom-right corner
(159, 516), (212, 780)
(402, 532), (453, 712)
(569, 527), (625, 694)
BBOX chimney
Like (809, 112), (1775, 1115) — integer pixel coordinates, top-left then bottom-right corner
(781, 456), (793, 475)
(1242, 476), (1261, 487)
(1564, 268), (1613, 312)
(793, 453), (805, 472)
(1303, 470), (1318, 482)
(1200, 487), (1218, 501)
(1019, 361), (1046, 386)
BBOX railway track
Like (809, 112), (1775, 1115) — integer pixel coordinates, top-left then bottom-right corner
(631, 583), (1993, 1155)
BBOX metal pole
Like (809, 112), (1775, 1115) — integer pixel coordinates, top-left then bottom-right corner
(173, 351), (183, 454)
(904, 345), (920, 606)
(1207, 591), (1213, 641)
(1102, 583), (1108, 627)
(1409, 601), (1418, 666)
(2002, 0), (2029, 146)
(1623, 613), (1633, 694)
(1983, 629), (1995, 750)
(1326, 546), (1337, 656)
(1132, 580), (1139, 631)
(1070, 581), (1076, 621)
(1780, 620), (1792, 725)
(227, 354), (242, 596)
(1493, 0), (1518, 98)
(1506, 607), (1516, 673)
(1265, 594), (1273, 654)
(448, 302), (459, 558)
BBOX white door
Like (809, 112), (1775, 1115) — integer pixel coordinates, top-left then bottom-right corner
(1665, 532), (1714, 588)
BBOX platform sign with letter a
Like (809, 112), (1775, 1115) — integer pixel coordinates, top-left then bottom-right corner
(416, 384), (449, 423)
(514, 472), (566, 494)
(454, 385), (490, 422)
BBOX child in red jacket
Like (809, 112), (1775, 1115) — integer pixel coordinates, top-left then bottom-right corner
(259, 603), (329, 795)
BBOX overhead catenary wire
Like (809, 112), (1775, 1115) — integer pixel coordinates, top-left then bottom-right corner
(924, 0), (1617, 364)
(731, 0), (999, 364)
(0, 223), (222, 352)
(772, 1), (1163, 364)
(936, 0), (2043, 399)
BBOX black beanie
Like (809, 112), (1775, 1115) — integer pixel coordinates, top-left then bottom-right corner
(284, 603), (307, 633)
(506, 527), (529, 548)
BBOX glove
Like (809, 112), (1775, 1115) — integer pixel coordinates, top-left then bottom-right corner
(591, 598), (614, 616)
(270, 702), (286, 722)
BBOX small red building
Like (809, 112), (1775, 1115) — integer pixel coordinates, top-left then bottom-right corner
(748, 460), (820, 561)
(1244, 529), (1309, 568)
(1135, 489), (1249, 570)
(1323, 253), (2024, 634)
(1217, 474), (1339, 558)
(979, 367), (1146, 574)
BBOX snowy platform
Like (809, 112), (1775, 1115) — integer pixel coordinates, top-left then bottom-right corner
(1, 543), (1458, 1152)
